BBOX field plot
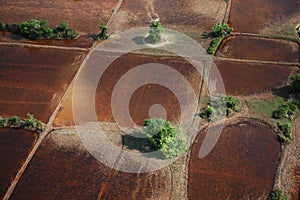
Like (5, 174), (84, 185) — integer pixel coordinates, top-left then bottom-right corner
(109, 0), (226, 33)
(0, 44), (87, 122)
(212, 59), (299, 96)
(216, 35), (300, 63)
(0, 0), (119, 34)
(54, 53), (202, 127)
(0, 128), (36, 199)
(229, 0), (300, 35)
(188, 119), (280, 200)
(10, 129), (171, 200)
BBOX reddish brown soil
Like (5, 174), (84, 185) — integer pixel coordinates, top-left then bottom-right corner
(0, 128), (36, 199)
(216, 35), (300, 63)
(228, 0), (300, 34)
(212, 59), (299, 96)
(54, 53), (202, 127)
(188, 120), (281, 200)
(0, 44), (87, 122)
(109, 0), (226, 33)
(0, 31), (94, 49)
(10, 130), (170, 200)
(0, 0), (119, 33)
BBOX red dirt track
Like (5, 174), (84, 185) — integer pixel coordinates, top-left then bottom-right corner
(216, 35), (300, 63)
(0, 44), (87, 122)
(0, 0), (119, 34)
(213, 59), (299, 96)
(188, 119), (281, 199)
(0, 128), (36, 199)
(10, 130), (171, 200)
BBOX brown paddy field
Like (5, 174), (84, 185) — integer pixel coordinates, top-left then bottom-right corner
(0, 128), (37, 199)
(54, 52), (203, 127)
(216, 35), (300, 63)
(0, 0), (119, 34)
(229, 0), (300, 36)
(109, 0), (226, 33)
(0, 44), (87, 122)
(212, 59), (299, 96)
(10, 129), (171, 200)
(188, 119), (281, 200)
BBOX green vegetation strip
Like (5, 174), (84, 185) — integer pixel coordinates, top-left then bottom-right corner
(0, 19), (78, 40)
(0, 114), (46, 133)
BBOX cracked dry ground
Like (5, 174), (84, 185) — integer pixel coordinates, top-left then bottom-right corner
(1, 0), (300, 199)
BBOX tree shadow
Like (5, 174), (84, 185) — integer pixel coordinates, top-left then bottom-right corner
(132, 36), (146, 45)
(272, 86), (294, 99)
(201, 32), (212, 39)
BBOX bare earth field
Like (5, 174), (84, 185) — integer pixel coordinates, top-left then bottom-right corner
(0, 0), (119, 34)
(0, 44), (87, 122)
(0, 129), (36, 199)
(229, 0), (300, 36)
(213, 59), (299, 96)
(10, 129), (171, 200)
(188, 119), (281, 200)
(216, 35), (300, 63)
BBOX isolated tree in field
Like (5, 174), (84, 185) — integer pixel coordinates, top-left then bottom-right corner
(148, 20), (162, 43)
(99, 22), (109, 39)
(143, 118), (187, 159)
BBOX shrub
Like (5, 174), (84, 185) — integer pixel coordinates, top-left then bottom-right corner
(53, 21), (78, 39)
(92, 22), (109, 40)
(200, 95), (241, 121)
(277, 122), (292, 144)
(0, 21), (5, 30)
(5, 23), (21, 34)
(148, 20), (162, 43)
(269, 189), (288, 200)
(291, 73), (300, 91)
(207, 37), (222, 54)
(20, 19), (53, 40)
(211, 22), (233, 38)
(0, 114), (46, 132)
(273, 100), (298, 120)
(143, 118), (187, 158)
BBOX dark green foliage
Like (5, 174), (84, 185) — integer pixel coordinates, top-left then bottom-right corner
(200, 95), (241, 121)
(277, 122), (292, 144)
(20, 19), (53, 40)
(53, 21), (78, 39)
(273, 100), (298, 120)
(207, 37), (222, 54)
(92, 22), (109, 40)
(268, 189), (288, 200)
(211, 22), (233, 38)
(143, 118), (187, 159)
(0, 21), (5, 30)
(291, 73), (300, 91)
(0, 114), (46, 133)
(148, 21), (162, 43)
(5, 23), (21, 34)
(3, 19), (78, 40)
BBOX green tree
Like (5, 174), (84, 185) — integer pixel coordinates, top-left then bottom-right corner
(269, 189), (288, 200)
(211, 22), (233, 38)
(148, 21), (162, 43)
(291, 73), (300, 91)
(143, 118), (187, 158)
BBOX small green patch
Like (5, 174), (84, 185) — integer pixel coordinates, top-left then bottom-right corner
(200, 95), (241, 121)
(207, 37), (222, 54)
(91, 22), (109, 41)
(0, 113), (46, 133)
(268, 189), (289, 200)
(249, 98), (285, 117)
(211, 22), (233, 38)
(147, 20), (162, 44)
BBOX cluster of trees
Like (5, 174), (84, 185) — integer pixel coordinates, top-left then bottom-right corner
(272, 73), (300, 144)
(207, 22), (233, 54)
(0, 114), (46, 133)
(0, 19), (78, 40)
(200, 95), (241, 121)
(143, 118), (187, 159)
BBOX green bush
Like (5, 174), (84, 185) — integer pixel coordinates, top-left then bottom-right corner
(269, 189), (288, 200)
(53, 21), (78, 39)
(5, 23), (21, 34)
(207, 37), (222, 54)
(0, 21), (5, 30)
(211, 22), (233, 38)
(0, 114), (46, 132)
(291, 73), (300, 91)
(20, 19), (53, 40)
(92, 22), (109, 40)
(148, 21), (162, 43)
(273, 100), (298, 120)
(200, 95), (241, 121)
(277, 122), (292, 144)
(143, 118), (187, 158)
